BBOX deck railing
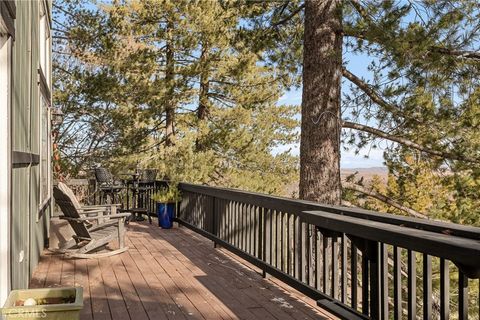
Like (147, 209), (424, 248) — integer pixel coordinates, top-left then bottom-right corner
(175, 183), (480, 320)
(87, 179), (480, 320)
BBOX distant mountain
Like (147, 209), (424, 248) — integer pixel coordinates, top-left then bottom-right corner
(283, 167), (388, 197)
(341, 167), (388, 183)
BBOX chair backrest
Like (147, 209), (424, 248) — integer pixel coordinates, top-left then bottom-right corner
(94, 167), (114, 185)
(140, 169), (157, 183)
(53, 182), (91, 239)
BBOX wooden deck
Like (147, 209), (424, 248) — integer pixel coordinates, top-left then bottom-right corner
(30, 222), (337, 320)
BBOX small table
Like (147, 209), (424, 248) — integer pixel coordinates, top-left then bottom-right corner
(122, 176), (154, 224)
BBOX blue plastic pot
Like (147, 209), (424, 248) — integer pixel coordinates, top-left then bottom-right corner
(156, 203), (175, 228)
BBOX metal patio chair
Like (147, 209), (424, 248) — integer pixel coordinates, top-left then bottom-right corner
(130, 169), (158, 224)
(94, 167), (124, 204)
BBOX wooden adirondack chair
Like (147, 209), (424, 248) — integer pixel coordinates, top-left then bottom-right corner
(53, 182), (130, 258)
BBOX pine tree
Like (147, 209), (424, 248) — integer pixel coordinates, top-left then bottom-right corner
(53, 0), (299, 194)
(248, 0), (480, 218)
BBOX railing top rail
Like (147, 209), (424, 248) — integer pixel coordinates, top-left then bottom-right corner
(178, 182), (480, 240)
(302, 210), (480, 276)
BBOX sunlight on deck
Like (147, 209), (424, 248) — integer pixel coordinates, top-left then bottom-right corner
(30, 222), (337, 320)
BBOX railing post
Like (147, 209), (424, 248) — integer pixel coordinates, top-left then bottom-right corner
(348, 236), (380, 319)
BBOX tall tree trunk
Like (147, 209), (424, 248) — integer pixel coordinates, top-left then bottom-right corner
(299, 0), (343, 205)
(196, 43), (209, 151)
(165, 20), (175, 146)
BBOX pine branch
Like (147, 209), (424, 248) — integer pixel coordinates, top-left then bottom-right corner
(342, 67), (399, 115)
(346, 0), (480, 61)
(342, 181), (429, 219)
(271, 3), (305, 28)
(342, 120), (478, 163)
(429, 47), (480, 60)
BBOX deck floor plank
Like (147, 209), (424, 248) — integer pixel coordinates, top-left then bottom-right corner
(30, 222), (337, 320)
(87, 258), (111, 320)
(167, 226), (322, 320)
(131, 229), (234, 320)
(97, 255), (130, 320)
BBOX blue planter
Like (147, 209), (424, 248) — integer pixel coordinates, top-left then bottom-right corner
(156, 203), (175, 229)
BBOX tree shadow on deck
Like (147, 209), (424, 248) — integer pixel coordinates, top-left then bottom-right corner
(127, 222), (335, 320)
(31, 219), (335, 319)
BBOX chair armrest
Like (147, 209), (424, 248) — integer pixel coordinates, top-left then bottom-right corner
(107, 213), (131, 219)
(76, 209), (105, 214)
(82, 204), (122, 209)
(59, 214), (124, 222)
(59, 216), (89, 222)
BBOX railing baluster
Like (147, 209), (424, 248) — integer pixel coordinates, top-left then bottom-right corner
(212, 197), (216, 237)
(230, 201), (235, 246)
(261, 207), (269, 277)
(341, 234), (347, 304)
(440, 258), (449, 320)
(252, 206), (257, 256)
(274, 210), (279, 269)
(245, 203), (249, 252)
(332, 236), (339, 299)
(295, 215), (301, 281)
(276, 211), (283, 270)
(238, 202), (242, 250)
(285, 213), (293, 275)
(269, 209), (274, 266)
(423, 254), (432, 320)
(362, 252), (369, 315)
(218, 199), (222, 240)
(280, 211), (285, 272)
(245, 204), (250, 253)
(237, 201), (241, 248)
(394, 246), (402, 320)
(408, 250), (416, 320)
(323, 234), (329, 293)
(241, 203), (245, 251)
(315, 229), (320, 289)
(310, 225), (315, 286)
(459, 271), (468, 320)
(252, 205), (256, 256)
(351, 242), (358, 310)
(370, 243), (381, 320)
(381, 243), (388, 320)
(228, 200), (233, 244)
(246, 204), (250, 253)
(301, 220), (307, 283)
(305, 224), (311, 286)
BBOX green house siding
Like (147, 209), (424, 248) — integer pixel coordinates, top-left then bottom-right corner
(9, 0), (51, 291)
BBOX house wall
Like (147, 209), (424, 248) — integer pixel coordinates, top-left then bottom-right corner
(0, 0), (52, 301)
(0, 32), (12, 306)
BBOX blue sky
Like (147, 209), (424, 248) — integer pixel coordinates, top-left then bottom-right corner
(275, 51), (386, 169)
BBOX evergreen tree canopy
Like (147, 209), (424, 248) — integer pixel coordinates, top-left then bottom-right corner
(53, 0), (299, 194)
(54, 0), (480, 221)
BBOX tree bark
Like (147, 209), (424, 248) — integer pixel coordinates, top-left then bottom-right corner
(299, 0), (343, 205)
(165, 20), (175, 146)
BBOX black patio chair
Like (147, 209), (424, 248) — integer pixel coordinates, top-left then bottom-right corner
(94, 167), (124, 205)
(130, 169), (158, 224)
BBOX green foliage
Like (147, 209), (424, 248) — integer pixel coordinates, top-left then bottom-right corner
(152, 183), (181, 203)
(53, 0), (299, 195)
